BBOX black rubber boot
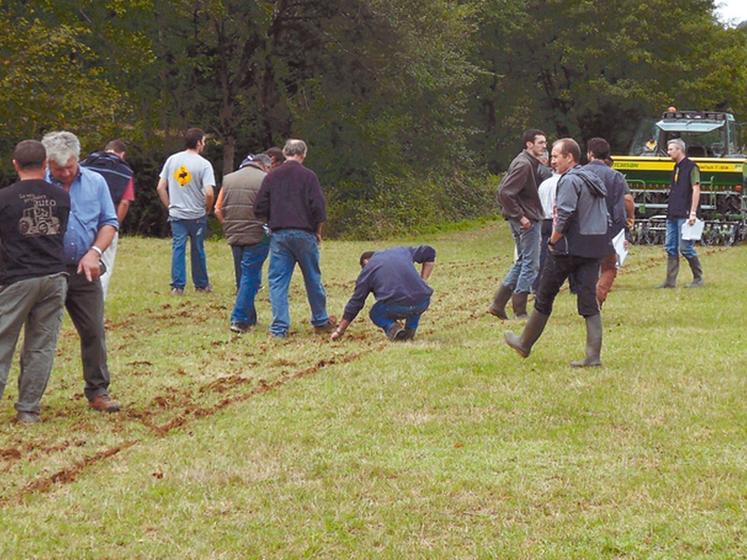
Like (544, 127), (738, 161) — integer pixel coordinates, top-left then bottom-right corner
(504, 310), (550, 358)
(685, 256), (704, 288)
(657, 256), (679, 288)
(570, 314), (603, 368)
(511, 292), (529, 319)
(487, 284), (513, 320)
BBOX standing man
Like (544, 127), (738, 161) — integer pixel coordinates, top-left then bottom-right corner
(80, 139), (135, 300)
(489, 129), (547, 320)
(658, 138), (704, 288)
(42, 131), (121, 412)
(215, 154), (272, 332)
(583, 137), (634, 305)
(254, 139), (336, 338)
(330, 246), (436, 342)
(0, 140), (70, 423)
(504, 138), (611, 367)
(156, 128), (216, 295)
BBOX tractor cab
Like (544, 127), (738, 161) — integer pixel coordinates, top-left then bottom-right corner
(629, 111), (744, 159)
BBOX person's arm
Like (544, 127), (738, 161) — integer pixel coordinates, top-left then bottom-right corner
(421, 262), (435, 280)
(204, 185), (215, 215)
(548, 176), (578, 251)
(624, 193), (635, 229)
(116, 177), (135, 224)
(78, 225), (116, 281)
(497, 160), (531, 226)
(688, 166), (701, 225)
(214, 188), (226, 223)
(156, 177), (169, 208)
(316, 222), (324, 244)
(331, 318), (351, 341)
(254, 177), (270, 220)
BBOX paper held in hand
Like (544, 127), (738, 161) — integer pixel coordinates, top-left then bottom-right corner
(681, 218), (705, 241)
(613, 229), (628, 267)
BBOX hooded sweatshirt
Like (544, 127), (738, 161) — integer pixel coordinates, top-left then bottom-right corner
(552, 165), (612, 258)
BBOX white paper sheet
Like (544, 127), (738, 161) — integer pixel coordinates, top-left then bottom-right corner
(613, 229), (628, 267)
(681, 218), (705, 241)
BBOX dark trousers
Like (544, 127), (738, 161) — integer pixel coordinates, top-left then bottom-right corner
(535, 254), (601, 317)
(65, 267), (110, 401)
(532, 219), (553, 293)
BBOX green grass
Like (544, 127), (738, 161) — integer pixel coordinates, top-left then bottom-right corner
(0, 220), (744, 559)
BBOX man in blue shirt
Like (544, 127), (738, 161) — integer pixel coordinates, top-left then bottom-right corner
(331, 246), (436, 341)
(43, 131), (121, 412)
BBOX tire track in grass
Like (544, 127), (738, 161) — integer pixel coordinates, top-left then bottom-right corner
(0, 245), (728, 504)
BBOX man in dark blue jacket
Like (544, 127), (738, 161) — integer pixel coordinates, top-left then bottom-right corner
(505, 138), (611, 367)
(331, 246), (435, 341)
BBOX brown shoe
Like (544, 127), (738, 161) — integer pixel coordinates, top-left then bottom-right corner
(89, 394), (121, 413)
(313, 316), (338, 334)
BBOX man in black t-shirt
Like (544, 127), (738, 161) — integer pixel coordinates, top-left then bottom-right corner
(0, 140), (71, 424)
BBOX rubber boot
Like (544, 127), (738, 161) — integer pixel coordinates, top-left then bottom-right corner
(504, 310), (550, 358)
(511, 292), (529, 319)
(570, 314), (603, 368)
(684, 256), (704, 288)
(487, 284), (513, 320)
(656, 256), (679, 288)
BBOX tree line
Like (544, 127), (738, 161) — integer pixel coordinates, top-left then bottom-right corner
(2, 0), (746, 237)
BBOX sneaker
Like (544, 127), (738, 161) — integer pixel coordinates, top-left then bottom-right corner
(195, 285), (213, 293)
(386, 322), (405, 341)
(15, 411), (40, 424)
(313, 316), (338, 334)
(171, 287), (184, 296)
(89, 394), (121, 413)
(230, 322), (251, 334)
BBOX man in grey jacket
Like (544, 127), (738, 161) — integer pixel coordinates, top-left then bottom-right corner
(488, 129), (547, 320)
(217, 154), (272, 332)
(505, 138), (612, 367)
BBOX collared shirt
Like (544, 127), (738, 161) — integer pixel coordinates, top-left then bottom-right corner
(47, 166), (119, 264)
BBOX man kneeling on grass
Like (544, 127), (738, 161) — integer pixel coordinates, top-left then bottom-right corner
(331, 246), (435, 342)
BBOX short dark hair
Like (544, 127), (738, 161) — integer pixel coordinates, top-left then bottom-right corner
(105, 139), (127, 154)
(553, 138), (581, 163)
(13, 140), (46, 170)
(264, 147), (285, 164)
(185, 128), (205, 149)
(359, 251), (375, 267)
(586, 137), (610, 160)
(522, 129), (546, 146)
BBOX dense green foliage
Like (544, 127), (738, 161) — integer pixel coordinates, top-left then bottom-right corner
(1, 1), (746, 236)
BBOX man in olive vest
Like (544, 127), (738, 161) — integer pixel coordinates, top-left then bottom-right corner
(216, 154), (272, 332)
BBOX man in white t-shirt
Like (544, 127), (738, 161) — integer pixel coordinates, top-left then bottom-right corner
(156, 128), (216, 295)
(532, 171), (560, 293)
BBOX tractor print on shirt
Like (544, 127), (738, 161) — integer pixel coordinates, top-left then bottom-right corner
(174, 165), (192, 187)
(18, 194), (61, 236)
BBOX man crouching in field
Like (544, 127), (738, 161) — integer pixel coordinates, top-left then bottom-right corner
(331, 246), (435, 342)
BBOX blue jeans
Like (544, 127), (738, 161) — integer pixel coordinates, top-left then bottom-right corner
(267, 229), (329, 336)
(369, 298), (431, 334)
(665, 218), (697, 259)
(170, 217), (210, 290)
(230, 245), (243, 290)
(502, 219), (541, 293)
(230, 239), (270, 326)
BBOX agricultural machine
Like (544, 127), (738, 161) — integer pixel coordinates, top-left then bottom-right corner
(612, 110), (747, 245)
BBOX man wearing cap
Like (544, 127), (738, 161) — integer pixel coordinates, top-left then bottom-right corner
(215, 154), (272, 332)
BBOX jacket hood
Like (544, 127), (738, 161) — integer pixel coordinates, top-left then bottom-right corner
(568, 166), (607, 197)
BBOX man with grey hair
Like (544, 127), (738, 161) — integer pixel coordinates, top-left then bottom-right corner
(254, 139), (336, 337)
(215, 153), (272, 332)
(658, 138), (703, 288)
(42, 130), (121, 413)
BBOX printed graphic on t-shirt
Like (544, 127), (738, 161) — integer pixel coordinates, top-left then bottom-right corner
(18, 193), (61, 236)
(174, 165), (192, 187)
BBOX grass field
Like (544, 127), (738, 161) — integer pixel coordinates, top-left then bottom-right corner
(0, 221), (745, 559)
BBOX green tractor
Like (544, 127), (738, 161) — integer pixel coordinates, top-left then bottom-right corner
(612, 110), (747, 245)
